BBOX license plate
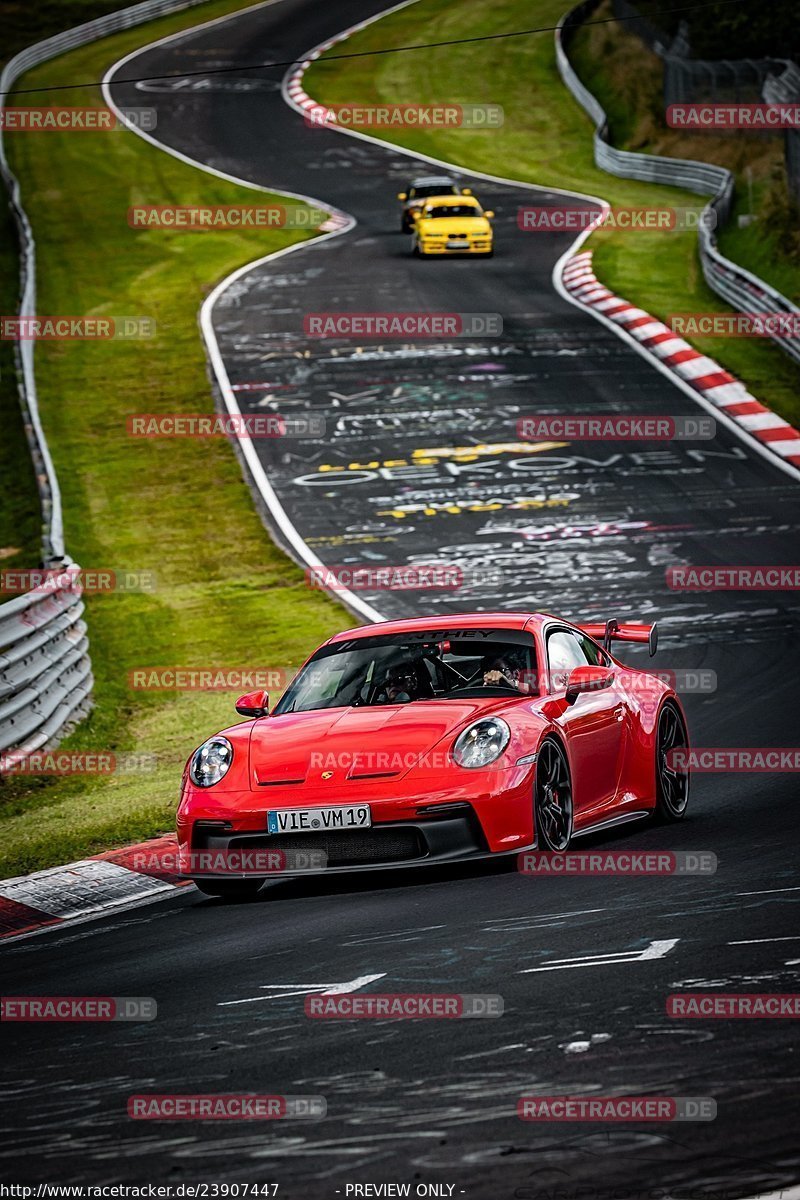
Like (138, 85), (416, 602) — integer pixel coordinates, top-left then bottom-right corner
(447, 240), (467, 248)
(267, 805), (372, 834)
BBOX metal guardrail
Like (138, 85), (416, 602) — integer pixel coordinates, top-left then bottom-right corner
(556, 0), (800, 366)
(0, 583), (93, 759)
(0, 0), (212, 760)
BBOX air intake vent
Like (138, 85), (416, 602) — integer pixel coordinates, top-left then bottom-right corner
(231, 828), (425, 866)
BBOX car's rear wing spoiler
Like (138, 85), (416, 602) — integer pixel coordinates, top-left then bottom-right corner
(579, 619), (658, 657)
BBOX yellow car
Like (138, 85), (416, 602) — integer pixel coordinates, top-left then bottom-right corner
(412, 195), (495, 257)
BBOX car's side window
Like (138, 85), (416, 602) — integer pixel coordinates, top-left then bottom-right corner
(575, 633), (609, 667)
(546, 630), (588, 690)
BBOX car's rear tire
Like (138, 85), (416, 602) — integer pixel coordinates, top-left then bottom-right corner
(534, 738), (573, 851)
(654, 701), (690, 822)
(193, 879), (263, 901)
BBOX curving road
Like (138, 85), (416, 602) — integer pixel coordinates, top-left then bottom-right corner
(3, 1), (800, 1196)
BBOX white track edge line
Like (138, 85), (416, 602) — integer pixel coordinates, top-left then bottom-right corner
(101, 0), (384, 624)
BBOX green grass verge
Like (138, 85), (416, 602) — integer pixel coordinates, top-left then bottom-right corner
(1, 0), (185, 574)
(304, 0), (800, 425)
(0, 0), (352, 878)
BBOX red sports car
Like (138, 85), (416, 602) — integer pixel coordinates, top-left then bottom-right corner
(178, 612), (690, 899)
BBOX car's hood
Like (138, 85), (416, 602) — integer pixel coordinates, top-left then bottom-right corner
(249, 701), (506, 786)
(417, 216), (490, 233)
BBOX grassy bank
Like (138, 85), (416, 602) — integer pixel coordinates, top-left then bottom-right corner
(0, 0), (351, 877)
(303, 0), (800, 425)
(569, 0), (800, 305)
(1, 0), (184, 575)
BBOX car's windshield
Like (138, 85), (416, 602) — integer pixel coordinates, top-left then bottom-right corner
(273, 630), (537, 714)
(409, 184), (458, 199)
(424, 204), (479, 219)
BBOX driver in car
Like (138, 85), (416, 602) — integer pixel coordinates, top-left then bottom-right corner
(375, 661), (419, 704)
(482, 652), (534, 694)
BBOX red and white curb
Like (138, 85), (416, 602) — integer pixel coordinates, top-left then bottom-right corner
(284, 16), (381, 123)
(562, 251), (800, 472)
(0, 835), (189, 941)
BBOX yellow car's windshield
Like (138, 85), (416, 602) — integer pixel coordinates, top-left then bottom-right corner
(425, 204), (480, 219)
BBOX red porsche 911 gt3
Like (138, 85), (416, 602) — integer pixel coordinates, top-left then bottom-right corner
(178, 612), (690, 899)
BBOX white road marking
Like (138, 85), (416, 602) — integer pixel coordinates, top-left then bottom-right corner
(520, 938), (679, 973)
(342, 925), (446, 946)
(736, 886), (800, 897)
(710, 1189), (800, 1200)
(483, 908), (605, 931)
(729, 936), (800, 945)
(219, 973), (386, 1006)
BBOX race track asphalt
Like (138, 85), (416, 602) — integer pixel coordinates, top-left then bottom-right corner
(3, 2), (799, 1196)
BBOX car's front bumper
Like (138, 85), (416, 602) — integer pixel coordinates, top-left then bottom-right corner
(419, 241), (492, 254)
(185, 804), (509, 878)
(178, 762), (536, 879)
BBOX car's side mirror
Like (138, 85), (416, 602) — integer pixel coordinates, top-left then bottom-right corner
(483, 209), (495, 219)
(397, 192), (407, 201)
(461, 187), (472, 195)
(565, 665), (614, 706)
(235, 689), (269, 718)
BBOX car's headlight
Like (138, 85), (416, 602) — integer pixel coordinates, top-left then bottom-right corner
(189, 736), (233, 787)
(452, 718), (510, 768)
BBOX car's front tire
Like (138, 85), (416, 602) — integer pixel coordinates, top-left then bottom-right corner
(193, 879), (263, 901)
(534, 738), (573, 851)
(654, 701), (690, 821)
